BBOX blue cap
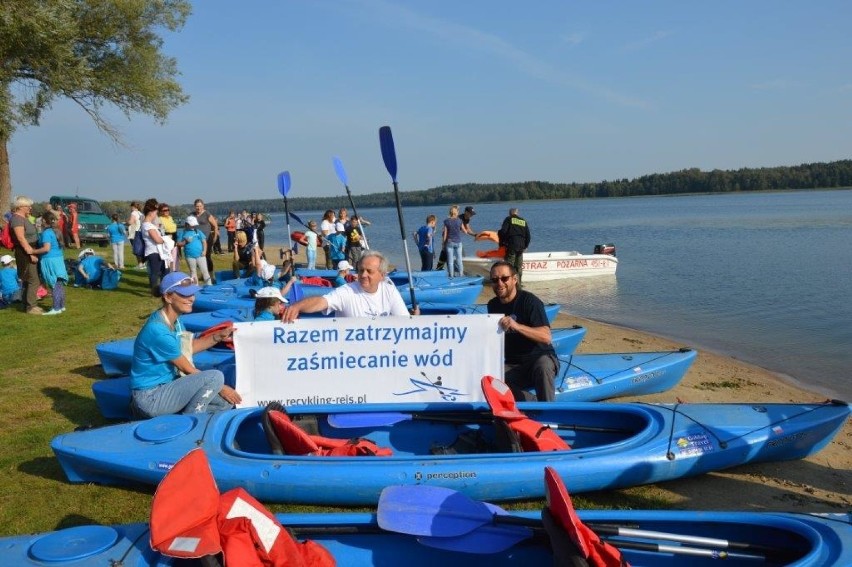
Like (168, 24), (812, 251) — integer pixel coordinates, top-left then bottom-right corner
(160, 272), (201, 296)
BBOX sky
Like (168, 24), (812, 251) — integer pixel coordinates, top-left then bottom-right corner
(9, 0), (852, 204)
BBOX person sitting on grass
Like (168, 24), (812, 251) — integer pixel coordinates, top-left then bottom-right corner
(130, 271), (242, 419)
(253, 286), (287, 321)
(0, 254), (22, 307)
(76, 248), (110, 288)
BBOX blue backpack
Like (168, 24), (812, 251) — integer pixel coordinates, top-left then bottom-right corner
(131, 230), (145, 259)
(101, 268), (121, 290)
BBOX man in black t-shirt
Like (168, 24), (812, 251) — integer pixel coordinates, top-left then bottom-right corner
(486, 260), (558, 401)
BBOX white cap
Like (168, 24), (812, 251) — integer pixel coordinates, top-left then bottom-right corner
(0, 254), (13, 265)
(77, 248), (95, 260)
(255, 286), (286, 301)
(337, 260), (353, 271)
(260, 261), (276, 281)
(185, 216), (199, 227)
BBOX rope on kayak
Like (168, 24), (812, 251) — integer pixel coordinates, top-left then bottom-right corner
(111, 527), (150, 566)
(656, 401), (840, 461)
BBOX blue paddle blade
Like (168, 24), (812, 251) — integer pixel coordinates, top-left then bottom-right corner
(379, 125), (398, 182)
(288, 211), (307, 228)
(277, 170), (291, 197)
(326, 412), (411, 428)
(332, 156), (349, 186)
(378, 485), (499, 537)
(418, 523), (534, 554)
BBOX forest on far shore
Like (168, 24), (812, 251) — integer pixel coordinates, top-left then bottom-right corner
(95, 158), (852, 218)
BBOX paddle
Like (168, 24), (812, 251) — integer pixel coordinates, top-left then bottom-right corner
(378, 485), (784, 560)
(277, 171), (293, 252)
(288, 211), (310, 230)
(378, 125), (417, 309)
(332, 156), (369, 250)
(326, 411), (631, 434)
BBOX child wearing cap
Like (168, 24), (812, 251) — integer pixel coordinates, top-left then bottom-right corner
(178, 216), (211, 285)
(253, 286), (287, 321)
(0, 255), (22, 307)
(76, 248), (109, 288)
(334, 260), (352, 288)
(304, 220), (319, 270)
(38, 211), (70, 314)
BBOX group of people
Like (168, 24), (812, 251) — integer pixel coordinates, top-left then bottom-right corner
(2, 195), (117, 315)
(415, 205), (531, 283)
(295, 207), (369, 271)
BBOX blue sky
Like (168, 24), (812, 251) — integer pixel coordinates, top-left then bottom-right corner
(9, 0), (852, 204)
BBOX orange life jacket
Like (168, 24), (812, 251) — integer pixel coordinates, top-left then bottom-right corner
(481, 376), (570, 452)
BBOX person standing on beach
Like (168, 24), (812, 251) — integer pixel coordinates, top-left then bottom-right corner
(460, 206), (477, 236)
(224, 211), (237, 253)
(193, 199), (219, 283)
(498, 207), (531, 284)
(442, 205), (465, 277)
(415, 214), (436, 271)
(127, 201), (144, 269)
(319, 209), (336, 269)
(106, 214), (127, 269)
(487, 260), (558, 402)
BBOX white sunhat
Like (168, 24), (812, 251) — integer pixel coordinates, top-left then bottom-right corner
(255, 286), (286, 301)
(77, 248), (96, 260)
(0, 254), (13, 265)
(260, 261), (276, 281)
(337, 260), (353, 271)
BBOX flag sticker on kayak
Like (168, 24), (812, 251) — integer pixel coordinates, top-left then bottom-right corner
(564, 376), (593, 390)
(675, 434), (713, 456)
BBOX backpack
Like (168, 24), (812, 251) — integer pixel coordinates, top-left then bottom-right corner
(0, 222), (14, 250)
(131, 230), (145, 259)
(100, 267), (121, 290)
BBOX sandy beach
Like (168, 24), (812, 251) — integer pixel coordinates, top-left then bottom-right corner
(553, 308), (851, 511)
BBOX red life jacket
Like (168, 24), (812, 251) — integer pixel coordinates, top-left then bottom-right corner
(543, 466), (627, 567)
(481, 376), (570, 452)
(266, 408), (392, 457)
(218, 487), (335, 567)
(299, 276), (333, 288)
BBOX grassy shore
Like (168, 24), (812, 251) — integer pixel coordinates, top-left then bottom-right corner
(0, 245), (848, 537)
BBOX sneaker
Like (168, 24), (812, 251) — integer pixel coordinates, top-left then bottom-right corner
(43, 309), (62, 316)
(26, 306), (44, 315)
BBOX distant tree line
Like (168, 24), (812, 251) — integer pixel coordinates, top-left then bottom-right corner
(41, 159), (852, 220)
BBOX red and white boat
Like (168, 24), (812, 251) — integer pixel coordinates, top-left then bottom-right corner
(464, 242), (618, 282)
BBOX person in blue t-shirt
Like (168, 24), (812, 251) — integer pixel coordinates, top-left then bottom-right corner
(178, 216), (211, 285)
(130, 271), (242, 418)
(253, 286), (286, 321)
(76, 248), (107, 287)
(0, 255), (22, 306)
(328, 230), (347, 269)
(415, 214), (436, 271)
(333, 260), (352, 287)
(37, 212), (70, 314)
(106, 214), (127, 269)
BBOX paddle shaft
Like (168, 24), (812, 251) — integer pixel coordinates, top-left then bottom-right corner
(344, 188), (369, 250)
(483, 514), (777, 558)
(379, 126), (417, 308)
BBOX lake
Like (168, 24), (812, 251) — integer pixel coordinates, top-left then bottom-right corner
(264, 189), (852, 400)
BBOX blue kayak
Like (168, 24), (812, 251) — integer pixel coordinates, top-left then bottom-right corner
(2, 509), (849, 566)
(178, 302), (564, 332)
(91, 325), (589, 420)
(51, 399), (849, 504)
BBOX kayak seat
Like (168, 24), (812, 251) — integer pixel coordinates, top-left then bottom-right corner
(262, 403), (392, 457)
(429, 429), (495, 455)
(492, 419), (523, 453)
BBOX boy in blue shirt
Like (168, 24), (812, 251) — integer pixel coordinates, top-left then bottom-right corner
(415, 214), (436, 271)
(0, 255), (22, 307)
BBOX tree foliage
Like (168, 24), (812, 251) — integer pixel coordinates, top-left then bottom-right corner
(0, 0), (191, 209)
(190, 159), (852, 217)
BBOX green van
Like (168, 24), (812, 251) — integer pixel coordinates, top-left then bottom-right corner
(49, 195), (112, 246)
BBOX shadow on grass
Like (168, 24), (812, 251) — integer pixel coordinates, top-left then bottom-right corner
(18, 456), (69, 483)
(43, 386), (111, 429)
(70, 364), (107, 381)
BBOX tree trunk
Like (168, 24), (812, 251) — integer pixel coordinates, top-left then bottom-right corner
(0, 139), (11, 212)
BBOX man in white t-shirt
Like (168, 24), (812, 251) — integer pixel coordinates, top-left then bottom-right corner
(282, 250), (410, 320)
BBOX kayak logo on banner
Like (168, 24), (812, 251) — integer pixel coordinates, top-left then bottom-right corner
(232, 315), (504, 407)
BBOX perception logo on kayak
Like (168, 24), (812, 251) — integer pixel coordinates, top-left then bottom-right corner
(415, 470), (478, 481)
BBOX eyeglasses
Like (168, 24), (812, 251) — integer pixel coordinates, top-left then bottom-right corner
(490, 275), (513, 284)
(160, 209), (170, 213)
(163, 277), (193, 294)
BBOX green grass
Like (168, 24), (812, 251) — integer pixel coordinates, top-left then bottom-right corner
(0, 247), (671, 537)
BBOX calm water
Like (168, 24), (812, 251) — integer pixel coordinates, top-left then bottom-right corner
(265, 189), (852, 400)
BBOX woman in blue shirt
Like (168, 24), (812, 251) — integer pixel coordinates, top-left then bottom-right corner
(130, 271), (241, 418)
(106, 214), (127, 269)
(76, 248), (106, 287)
(442, 205), (465, 277)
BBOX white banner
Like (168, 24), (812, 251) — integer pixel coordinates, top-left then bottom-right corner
(233, 314), (504, 408)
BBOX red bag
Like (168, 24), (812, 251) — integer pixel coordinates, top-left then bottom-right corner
(0, 222), (14, 250)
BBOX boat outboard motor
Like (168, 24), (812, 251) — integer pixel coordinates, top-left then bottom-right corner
(594, 243), (616, 256)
